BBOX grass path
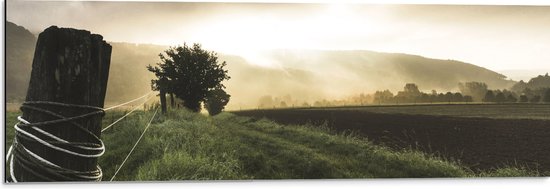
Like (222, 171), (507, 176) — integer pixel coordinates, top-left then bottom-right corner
(4, 109), (538, 181)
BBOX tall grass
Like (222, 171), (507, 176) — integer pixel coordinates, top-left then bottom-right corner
(4, 109), (539, 181)
(98, 109), (540, 180)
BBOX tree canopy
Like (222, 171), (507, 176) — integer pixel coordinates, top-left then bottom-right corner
(204, 88), (231, 115)
(147, 43), (230, 112)
(482, 90), (495, 102)
(458, 82), (488, 102)
(544, 88), (550, 103)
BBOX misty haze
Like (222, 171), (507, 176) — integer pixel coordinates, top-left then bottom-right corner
(4, 0), (550, 182)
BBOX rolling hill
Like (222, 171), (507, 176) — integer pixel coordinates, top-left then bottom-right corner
(5, 22), (516, 109)
(6, 21), (36, 102)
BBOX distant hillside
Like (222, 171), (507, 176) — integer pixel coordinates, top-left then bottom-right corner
(510, 73), (550, 93)
(6, 21), (37, 102)
(4, 22), (163, 104)
(6, 23), (517, 109)
(263, 50), (515, 91)
(498, 69), (550, 82)
(222, 50), (516, 108)
(105, 42), (166, 104)
(4, 22), (162, 104)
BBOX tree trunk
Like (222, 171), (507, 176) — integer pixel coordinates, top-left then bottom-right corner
(170, 93), (175, 108)
(14, 26), (111, 182)
(160, 89), (167, 114)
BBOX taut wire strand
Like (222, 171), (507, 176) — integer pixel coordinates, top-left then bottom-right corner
(109, 108), (159, 181)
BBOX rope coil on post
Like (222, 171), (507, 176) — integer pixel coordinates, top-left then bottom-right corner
(6, 91), (158, 182)
(6, 101), (105, 182)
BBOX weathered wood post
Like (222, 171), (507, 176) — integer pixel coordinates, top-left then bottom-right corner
(12, 26), (111, 182)
(159, 89), (167, 114)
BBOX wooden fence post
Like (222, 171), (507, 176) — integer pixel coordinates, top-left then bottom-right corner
(13, 26), (111, 182)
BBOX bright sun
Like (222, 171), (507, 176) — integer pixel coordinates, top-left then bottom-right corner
(182, 3), (374, 67)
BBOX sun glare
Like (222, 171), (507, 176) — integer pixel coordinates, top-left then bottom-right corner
(179, 3), (380, 67)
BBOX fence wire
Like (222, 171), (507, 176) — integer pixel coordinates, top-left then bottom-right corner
(101, 94), (157, 133)
(109, 107), (159, 181)
(103, 91), (154, 111)
(6, 91), (160, 182)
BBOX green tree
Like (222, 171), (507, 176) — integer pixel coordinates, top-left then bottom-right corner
(506, 94), (517, 103)
(444, 92), (454, 103)
(204, 88), (231, 115)
(374, 90), (394, 104)
(458, 82), (488, 102)
(530, 95), (541, 103)
(543, 89), (550, 103)
(483, 90), (495, 102)
(452, 92), (464, 102)
(519, 95), (528, 103)
(403, 83), (421, 96)
(437, 93), (446, 102)
(463, 95), (473, 102)
(280, 101), (288, 108)
(495, 91), (506, 103)
(147, 43), (230, 112)
(397, 83), (421, 103)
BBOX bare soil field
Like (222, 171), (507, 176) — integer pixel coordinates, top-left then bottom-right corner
(234, 105), (550, 174)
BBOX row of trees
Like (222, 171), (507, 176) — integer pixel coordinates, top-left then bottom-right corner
(482, 90), (519, 103)
(373, 83), (474, 104)
(458, 82), (489, 102)
(507, 74), (550, 103)
(147, 43), (231, 115)
(256, 82), (550, 109)
(373, 82), (550, 104)
(374, 82), (550, 105)
(483, 88), (550, 103)
(256, 83), (477, 109)
(257, 95), (373, 109)
(511, 73), (550, 93)
(258, 95), (296, 109)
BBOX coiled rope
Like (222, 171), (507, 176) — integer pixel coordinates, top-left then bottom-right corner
(6, 91), (157, 182)
(6, 101), (105, 182)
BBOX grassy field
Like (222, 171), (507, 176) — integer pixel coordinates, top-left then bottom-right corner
(234, 104), (550, 176)
(299, 103), (550, 120)
(4, 108), (539, 181)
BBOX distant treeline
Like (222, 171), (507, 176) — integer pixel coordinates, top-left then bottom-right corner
(371, 76), (549, 105)
(506, 73), (550, 103)
(257, 82), (477, 109)
(256, 74), (550, 109)
(372, 84), (473, 104)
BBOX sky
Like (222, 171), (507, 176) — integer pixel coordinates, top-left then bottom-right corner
(6, 0), (550, 79)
